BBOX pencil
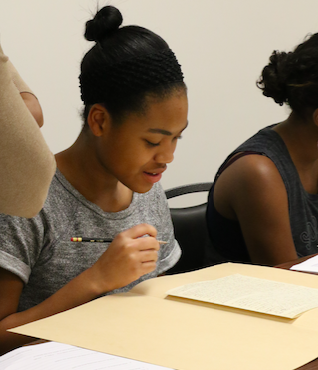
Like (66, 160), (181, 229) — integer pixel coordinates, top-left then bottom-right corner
(71, 237), (112, 243)
(71, 237), (167, 244)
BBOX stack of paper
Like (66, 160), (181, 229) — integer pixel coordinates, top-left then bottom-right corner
(0, 341), (173, 370)
(291, 255), (318, 273)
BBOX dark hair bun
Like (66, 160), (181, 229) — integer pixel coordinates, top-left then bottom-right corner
(85, 6), (123, 43)
(257, 50), (291, 106)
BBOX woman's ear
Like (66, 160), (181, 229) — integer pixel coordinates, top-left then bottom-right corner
(87, 104), (111, 137)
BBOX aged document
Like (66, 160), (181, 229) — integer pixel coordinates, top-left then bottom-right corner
(167, 273), (318, 318)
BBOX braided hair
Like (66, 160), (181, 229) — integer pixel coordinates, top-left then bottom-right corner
(79, 6), (185, 125)
(257, 33), (318, 116)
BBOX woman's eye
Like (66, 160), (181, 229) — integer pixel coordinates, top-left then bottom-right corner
(173, 135), (183, 142)
(145, 140), (160, 147)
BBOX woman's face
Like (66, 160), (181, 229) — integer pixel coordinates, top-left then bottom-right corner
(96, 91), (188, 193)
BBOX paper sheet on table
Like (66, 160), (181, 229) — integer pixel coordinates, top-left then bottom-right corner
(166, 274), (318, 318)
(0, 341), (173, 370)
(9, 263), (318, 370)
(291, 255), (318, 273)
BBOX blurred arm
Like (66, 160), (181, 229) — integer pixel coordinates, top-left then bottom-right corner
(0, 44), (56, 217)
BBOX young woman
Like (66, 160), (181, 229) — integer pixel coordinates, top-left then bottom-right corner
(206, 33), (318, 267)
(0, 6), (188, 354)
(0, 45), (55, 217)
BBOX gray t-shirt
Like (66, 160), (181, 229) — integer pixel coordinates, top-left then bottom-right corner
(0, 169), (181, 311)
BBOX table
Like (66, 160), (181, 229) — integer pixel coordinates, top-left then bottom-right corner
(276, 254), (318, 370)
(8, 258), (318, 369)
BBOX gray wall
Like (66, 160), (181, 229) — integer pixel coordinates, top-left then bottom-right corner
(1, 0), (318, 206)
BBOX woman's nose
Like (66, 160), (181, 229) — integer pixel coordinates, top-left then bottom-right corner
(154, 146), (175, 164)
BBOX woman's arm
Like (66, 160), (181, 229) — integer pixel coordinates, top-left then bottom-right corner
(213, 154), (298, 265)
(0, 223), (160, 355)
(8, 60), (44, 127)
(0, 44), (55, 218)
(19, 92), (44, 128)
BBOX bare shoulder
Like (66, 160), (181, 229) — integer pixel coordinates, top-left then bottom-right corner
(216, 153), (284, 193)
(214, 153), (297, 265)
(214, 153), (286, 219)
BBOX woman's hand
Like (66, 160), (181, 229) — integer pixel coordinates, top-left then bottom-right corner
(0, 223), (161, 354)
(89, 223), (160, 294)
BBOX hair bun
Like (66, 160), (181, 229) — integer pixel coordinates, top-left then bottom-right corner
(257, 50), (291, 106)
(85, 6), (123, 43)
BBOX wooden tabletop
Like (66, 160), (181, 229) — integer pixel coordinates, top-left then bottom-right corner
(276, 254), (318, 369)
(21, 254), (318, 370)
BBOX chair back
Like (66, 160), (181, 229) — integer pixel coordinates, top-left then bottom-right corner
(165, 182), (225, 274)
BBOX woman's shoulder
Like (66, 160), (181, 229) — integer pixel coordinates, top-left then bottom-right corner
(235, 125), (282, 152)
(213, 151), (288, 226)
(218, 153), (282, 191)
(216, 124), (291, 184)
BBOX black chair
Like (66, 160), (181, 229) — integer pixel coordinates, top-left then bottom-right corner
(165, 182), (225, 275)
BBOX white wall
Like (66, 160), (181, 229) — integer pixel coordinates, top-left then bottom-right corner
(1, 0), (318, 206)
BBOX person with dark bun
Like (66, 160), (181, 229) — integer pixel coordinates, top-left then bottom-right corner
(206, 33), (318, 266)
(0, 6), (188, 354)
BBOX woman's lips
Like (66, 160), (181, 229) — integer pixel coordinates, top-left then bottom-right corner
(143, 171), (163, 184)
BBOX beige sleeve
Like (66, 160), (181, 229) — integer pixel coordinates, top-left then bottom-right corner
(7, 59), (34, 95)
(0, 44), (56, 218)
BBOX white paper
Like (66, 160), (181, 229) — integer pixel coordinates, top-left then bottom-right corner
(0, 341), (173, 370)
(166, 273), (318, 318)
(290, 255), (318, 273)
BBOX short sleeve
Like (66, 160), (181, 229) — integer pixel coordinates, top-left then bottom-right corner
(0, 212), (45, 283)
(7, 59), (34, 95)
(152, 182), (181, 274)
